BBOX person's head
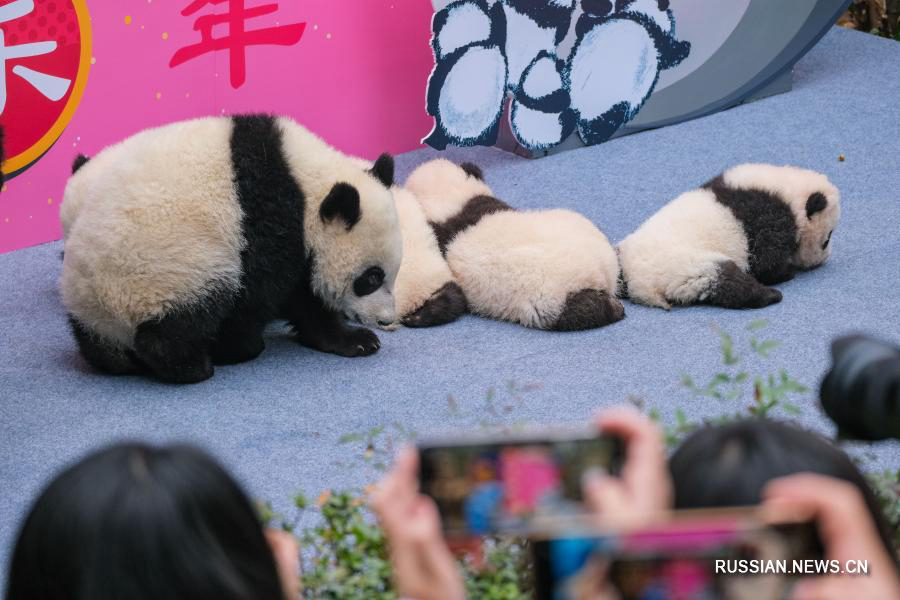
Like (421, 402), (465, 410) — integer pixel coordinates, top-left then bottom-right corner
(6, 443), (285, 600)
(669, 418), (896, 557)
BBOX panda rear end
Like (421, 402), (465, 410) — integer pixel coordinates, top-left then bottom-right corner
(61, 115), (401, 383)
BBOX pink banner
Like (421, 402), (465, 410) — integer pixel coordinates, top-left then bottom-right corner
(0, 0), (435, 253)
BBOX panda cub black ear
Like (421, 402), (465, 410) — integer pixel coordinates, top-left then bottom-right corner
(460, 162), (484, 180)
(321, 183), (361, 230)
(369, 153), (394, 188)
(806, 192), (828, 219)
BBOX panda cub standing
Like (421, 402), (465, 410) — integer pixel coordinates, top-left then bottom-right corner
(618, 163), (840, 310)
(405, 159), (624, 331)
(61, 115), (402, 384)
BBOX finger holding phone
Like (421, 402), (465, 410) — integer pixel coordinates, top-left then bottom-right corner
(582, 407), (673, 527)
(371, 446), (467, 600)
(764, 473), (900, 600)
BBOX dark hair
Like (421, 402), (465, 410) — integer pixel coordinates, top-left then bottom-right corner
(669, 419), (896, 558)
(6, 443), (285, 600)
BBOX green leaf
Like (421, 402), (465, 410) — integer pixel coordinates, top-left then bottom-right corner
(717, 328), (740, 365)
(781, 402), (802, 415)
(754, 339), (780, 357)
(746, 319), (769, 331)
(337, 432), (364, 444)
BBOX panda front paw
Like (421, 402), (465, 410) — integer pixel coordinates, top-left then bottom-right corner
(328, 327), (381, 357)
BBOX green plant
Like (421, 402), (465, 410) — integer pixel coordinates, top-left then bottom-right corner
(260, 489), (530, 598)
(647, 320), (810, 447)
(867, 470), (900, 556)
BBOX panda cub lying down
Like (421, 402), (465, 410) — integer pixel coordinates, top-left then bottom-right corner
(60, 115), (403, 384)
(390, 186), (468, 328)
(618, 163), (841, 310)
(405, 159), (625, 331)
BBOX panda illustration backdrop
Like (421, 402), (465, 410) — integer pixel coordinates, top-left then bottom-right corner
(424, 0), (851, 156)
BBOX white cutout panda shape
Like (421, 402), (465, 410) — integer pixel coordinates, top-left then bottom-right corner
(424, 0), (690, 151)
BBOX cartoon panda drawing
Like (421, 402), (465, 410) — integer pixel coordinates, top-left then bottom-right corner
(60, 115), (403, 383)
(617, 164), (841, 310)
(424, 0), (690, 152)
(567, 0), (691, 144)
(405, 158), (624, 330)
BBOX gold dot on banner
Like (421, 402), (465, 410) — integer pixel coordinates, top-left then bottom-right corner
(161, 32), (168, 40)
(90, 56), (96, 64)
(1, 184), (7, 192)
(48, 198), (53, 204)
(156, 92), (162, 100)
(124, 15), (132, 25)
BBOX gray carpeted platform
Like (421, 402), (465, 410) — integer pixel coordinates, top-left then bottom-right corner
(1, 27), (898, 578)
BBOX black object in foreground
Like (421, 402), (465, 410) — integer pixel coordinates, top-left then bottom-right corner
(821, 335), (900, 441)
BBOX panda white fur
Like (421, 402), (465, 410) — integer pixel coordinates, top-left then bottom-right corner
(404, 158), (624, 330)
(60, 115), (402, 383)
(391, 186), (467, 328)
(617, 163), (841, 310)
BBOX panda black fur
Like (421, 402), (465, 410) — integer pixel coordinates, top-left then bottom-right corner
(617, 163), (841, 310)
(60, 115), (402, 383)
(405, 159), (624, 331)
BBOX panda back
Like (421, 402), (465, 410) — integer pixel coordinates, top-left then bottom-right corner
(61, 117), (244, 344)
(446, 209), (617, 327)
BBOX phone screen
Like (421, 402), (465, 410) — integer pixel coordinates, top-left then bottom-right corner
(418, 432), (624, 536)
(532, 514), (822, 600)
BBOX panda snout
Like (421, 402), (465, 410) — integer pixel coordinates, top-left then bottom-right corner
(376, 319), (399, 331)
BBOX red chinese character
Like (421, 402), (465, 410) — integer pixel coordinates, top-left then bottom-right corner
(170, 0), (305, 89)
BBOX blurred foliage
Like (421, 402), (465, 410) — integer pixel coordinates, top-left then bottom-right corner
(839, 0), (900, 40)
(645, 320), (808, 447)
(259, 491), (531, 599)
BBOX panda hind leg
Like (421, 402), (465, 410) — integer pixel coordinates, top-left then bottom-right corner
(209, 313), (266, 365)
(68, 316), (142, 375)
(707, 261), (782, 309)
(402, 282), (468, 328)
(551, 288), (625, 331)
(133, 311), (215, 384)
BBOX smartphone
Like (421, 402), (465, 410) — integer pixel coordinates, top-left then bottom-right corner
(417, 428), (625, 536)
(532, 508), (824, 600)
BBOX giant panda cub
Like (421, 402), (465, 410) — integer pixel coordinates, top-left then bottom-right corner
(617, 163), (840, 310)
(391, 186), (467, 328)
(405, 159), (624, 331)
(60, 115), (402, 384)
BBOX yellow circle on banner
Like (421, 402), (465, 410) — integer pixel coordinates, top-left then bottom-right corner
(2, 0), (93, 175)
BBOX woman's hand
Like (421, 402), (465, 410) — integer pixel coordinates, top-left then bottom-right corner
(764, 473), (900, 600)
(582, 407), (673, 528)
(265, 528), (301, 600)
(371, 447), (467, 600)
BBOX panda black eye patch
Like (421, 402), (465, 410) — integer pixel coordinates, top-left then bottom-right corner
(354, 267), (385, 297)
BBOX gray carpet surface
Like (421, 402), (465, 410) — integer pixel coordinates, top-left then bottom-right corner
(1, 27), (898, 579)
